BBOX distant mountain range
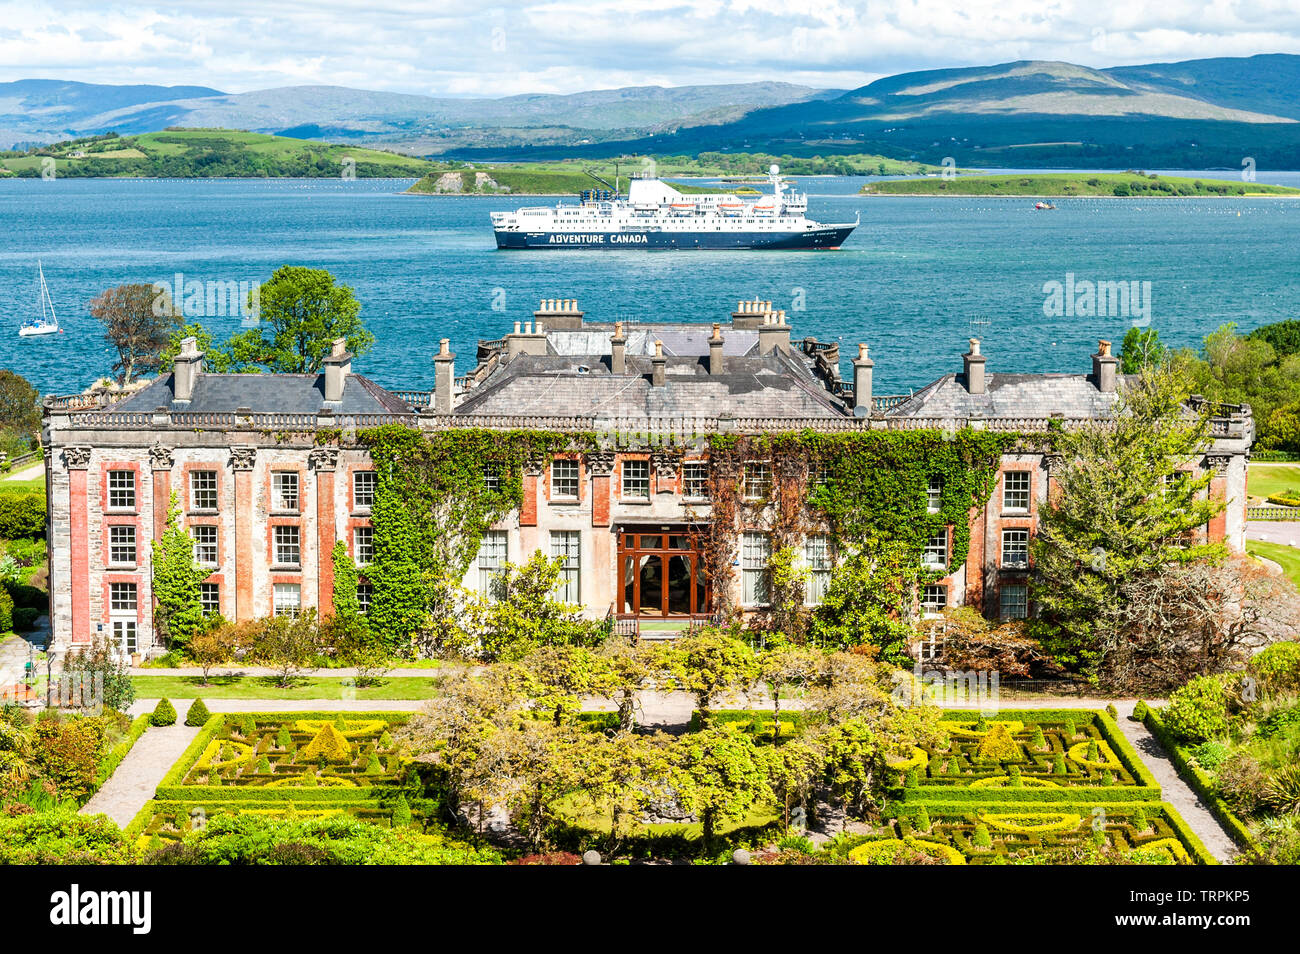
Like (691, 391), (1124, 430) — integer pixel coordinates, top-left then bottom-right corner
(4, 55), (1300, 167)
(0, 79), (834, 153)
(510, 55), (1300, 168)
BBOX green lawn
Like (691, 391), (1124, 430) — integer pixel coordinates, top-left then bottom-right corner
(0, 477), (44, 494)
(1247, 540), (1300, 589)
(1247, 463), (1300, 501)
(130, 674), (439, 700)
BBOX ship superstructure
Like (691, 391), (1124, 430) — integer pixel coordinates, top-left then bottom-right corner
(491, 165), (857, 250)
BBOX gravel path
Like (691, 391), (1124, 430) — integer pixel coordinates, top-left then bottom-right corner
(80, 723), (200, 829)
(1246, 521), (1300, 546)
(1105, 700), (1239, 863)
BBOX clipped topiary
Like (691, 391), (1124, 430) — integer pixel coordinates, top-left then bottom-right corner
(365, 754), (383, 775)
(378, 730), (393, 749)
(185, 698), (211, 727)
(392, 794), (412, 827)
(1132, 700), (1149, 722)
(904, 767), (921, 789)
(1105, 703), (1119, 721)
(975, 723), (1020, 762)
(276, 726), (292, 749)
(1132, 807), (1149, 831)
(150, 698), (177, 727)
(1086, 738), (1100, 761)
(972, 824), (992, 848)
(913, 806), (931, 832)
(1030, 725), (1046, 749)
(1053, 753), (1067, 775)
(256, 756), (271, 773)
(301, 723), (352, 762)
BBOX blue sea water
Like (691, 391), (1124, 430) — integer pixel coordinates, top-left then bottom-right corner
(2, 172), (1299, 397)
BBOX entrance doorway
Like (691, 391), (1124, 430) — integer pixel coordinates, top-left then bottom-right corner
(617, 527), (709, 618)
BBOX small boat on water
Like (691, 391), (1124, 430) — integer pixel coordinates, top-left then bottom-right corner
(1034, 201), (1056, 211)
(18, 262), (61, 337)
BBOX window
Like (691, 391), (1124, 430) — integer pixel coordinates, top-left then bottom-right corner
(192, 525), (218, 566)
(190, 470), (218, 510)
(919, 625), (945, 661)
(550, 530), (581, 603)
(743, 461), (771, 500)
(108, 525), (136, 565)
(811, 463), (831, 490)
(477, 530), (508, 598)
(927, 475), (943, 512)
(112, 619), (138, 656)
(923, 531), (948, 568)
(1000, 584), (1029, 620)
(107, 470), (136, 510)
(622, 459), (649, 499)
(741, 531), (771, 605)
(1001, 529), (1030, 568)
(356, 582), (373, 615)
(1003, 471), (1031, 511)
(200, 582), (220, 614)
(354, 526), (374, 566)
(273, 583), (301, 618)
(273, 525), (300, 567)
(683, 462), (709, 499)
(921, 584), (948, 614)
(271, 472), (299, 512)
(805, 534), (831, 605)
(483, 466), (500, 492)
(109, 582), (137, 612)
(353, 471), (377, 510)
(551, 459), (579, 498)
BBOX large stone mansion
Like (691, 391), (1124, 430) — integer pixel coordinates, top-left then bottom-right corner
(41, 298), (1254, 658)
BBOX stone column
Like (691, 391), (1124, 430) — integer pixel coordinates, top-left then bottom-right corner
(64, 447), (92, 645)
(310, 447), (340, 617)
(588, 453), (614, 528)
(230, 446), (257, 621)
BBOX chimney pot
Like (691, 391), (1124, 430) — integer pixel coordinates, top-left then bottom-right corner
(963, 338), (987, 395)
(611, 323), (627, 374)
(172, 335), (204, 402)
(852, 342), (874, 414)
(1093, 339), (1119, 392)
(433, 340), (456, 413)
(651, 340), (667, 387)
(709, 323), (725, 375)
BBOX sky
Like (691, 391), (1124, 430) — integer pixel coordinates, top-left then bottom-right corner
(4, 0), (1300, 96)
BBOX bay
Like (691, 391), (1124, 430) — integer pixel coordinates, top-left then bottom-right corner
(2, 173), (1298, 398)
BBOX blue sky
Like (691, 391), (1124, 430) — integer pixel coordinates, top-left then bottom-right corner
(6, 1), (1300, 95)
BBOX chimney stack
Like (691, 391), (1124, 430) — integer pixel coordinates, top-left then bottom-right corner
(963, 338), (986, 394)
(433, 338), (455, 414)
(651, 339), (666, 387)
(852, 343), (874, 414)
(505, 318), (548, 357)
(322, 337), (352, 404)
(731, 298), (774, 330)
(610, 321), (627, 374)
(709, 322), (725, 375)
(534, 297), (584, 330)
(172, 335), (204, 403)
(1093, 339), (1119, 393)
(758, 309), (791, 355)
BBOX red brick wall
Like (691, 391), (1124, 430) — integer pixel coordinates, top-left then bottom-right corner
(234, 467), (254, 621)
(317, 468), (336, 617)
(69, 467), (90, 644)
(520, 472), (538, 526)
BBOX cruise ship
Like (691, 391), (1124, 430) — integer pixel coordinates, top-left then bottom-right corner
(491, 165), (857, 250)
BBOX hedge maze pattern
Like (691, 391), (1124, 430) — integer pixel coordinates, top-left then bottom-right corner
(130, 712), (421, 849)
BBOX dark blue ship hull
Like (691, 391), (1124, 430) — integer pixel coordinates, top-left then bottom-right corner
(495, 225), (854, 250)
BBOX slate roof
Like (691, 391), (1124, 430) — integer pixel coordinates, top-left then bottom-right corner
(885, 372), (1127, 419)
(108, 373), (413, 415)
(455, 348), (847, 419)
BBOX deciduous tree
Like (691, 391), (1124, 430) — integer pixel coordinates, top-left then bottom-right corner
(90, 283), (177, 385)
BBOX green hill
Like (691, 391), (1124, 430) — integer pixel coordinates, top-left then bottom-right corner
(0, 129), (436, 178)
(861, 172), (1300, 197)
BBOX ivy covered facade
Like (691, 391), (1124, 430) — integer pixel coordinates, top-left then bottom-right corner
(43, 299), (1254, 657)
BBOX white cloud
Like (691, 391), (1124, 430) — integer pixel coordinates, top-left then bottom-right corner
(4, 0), (1299, 95)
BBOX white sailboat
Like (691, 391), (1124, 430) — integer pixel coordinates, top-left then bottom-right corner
(19, 262), (61, 337)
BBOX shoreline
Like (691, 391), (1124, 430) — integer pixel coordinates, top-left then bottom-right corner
(859, 191), (1300, 199)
